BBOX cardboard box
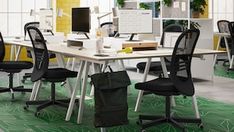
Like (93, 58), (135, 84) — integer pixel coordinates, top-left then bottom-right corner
(122, 40), (158, 51)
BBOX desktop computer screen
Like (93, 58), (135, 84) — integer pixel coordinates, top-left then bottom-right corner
(118, 9), (153, 41)
(72, 7), (90, 38)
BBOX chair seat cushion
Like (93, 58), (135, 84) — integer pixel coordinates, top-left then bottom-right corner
(136, 61), (170, 72)
(43, 68), (77, 81)
(0, 61), (33, 70)
(135, 78), (179, 96)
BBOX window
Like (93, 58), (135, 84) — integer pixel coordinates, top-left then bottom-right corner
(0, 0), (49, 37)
(210, 0), (234, 32)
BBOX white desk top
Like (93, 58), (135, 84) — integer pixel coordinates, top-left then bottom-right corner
(5, 39), (225, 62)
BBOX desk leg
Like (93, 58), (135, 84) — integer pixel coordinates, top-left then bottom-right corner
(10, 45), (15, 61)
(29, 80), (41, 101)
(213, 36), (221, 67)
(192, 94), (200, 118)
(230, 56), (234, 69)
(90, 63), (101, 96)
(77, 61), (90, 124)
(224, 37), (231, 63)
(119, 60), (126, 70)
(135, 58), (151, 112)
(65, 60), (85, 121)
(15, 46), (22, 86)
(72, 58), (76, 71)
(56, 53), (73, 96)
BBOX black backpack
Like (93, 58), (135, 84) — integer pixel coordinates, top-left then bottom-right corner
(91, 69), (131, 128)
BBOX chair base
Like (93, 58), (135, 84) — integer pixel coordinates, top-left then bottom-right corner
(138, 115), (202, 131)
(22, 73), (31, 83)
(0, 86), (32, 100)
(25, 98), (79, 116)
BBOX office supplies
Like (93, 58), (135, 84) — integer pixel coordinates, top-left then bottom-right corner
(118, 9), (152, 41)
(67, 40), (83, 47)
(72, 7), (90, 39)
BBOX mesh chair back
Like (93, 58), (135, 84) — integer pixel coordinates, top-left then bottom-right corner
(170, 29), (200, 96)
(229, 22), (234, 55)
(217, 20), (232, 48)
(101, 22), (115, 37)
(24, 22), (39, 40)
(0, 32), (5, 61)
(217, 20), (230, 33)
(161, 24), (184, 46)
(27, 26), (49, 82)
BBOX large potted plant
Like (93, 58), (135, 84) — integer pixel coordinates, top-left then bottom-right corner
(117, 0), (125, 8)
(190, 0), (207, 18)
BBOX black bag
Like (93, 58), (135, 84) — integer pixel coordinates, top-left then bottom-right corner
(91, 67), (131, 128)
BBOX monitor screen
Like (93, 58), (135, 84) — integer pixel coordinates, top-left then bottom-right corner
(118, 10), (152, 34)
(72, 7), (90, 33)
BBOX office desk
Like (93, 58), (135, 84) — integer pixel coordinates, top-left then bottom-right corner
(5, 39), (225, 124)
(213, 32), (230, 67)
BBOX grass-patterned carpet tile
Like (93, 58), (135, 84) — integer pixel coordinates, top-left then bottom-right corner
(214, 64), (234, 79)
(0, 79), (233, 131)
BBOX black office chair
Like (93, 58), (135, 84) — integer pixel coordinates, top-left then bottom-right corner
(136, 24), (184, 76)
(228, 22), (234, 71)
(24, 26), (78, 116)
(100, 22), (116, 37)
(215, 20), (232, 66)
(22, 22), (56, 83)
(0, 32), (33, 100)
(135, 29), (202, 131)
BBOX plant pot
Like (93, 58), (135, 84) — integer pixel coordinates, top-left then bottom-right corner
(192, 11), (200, 18)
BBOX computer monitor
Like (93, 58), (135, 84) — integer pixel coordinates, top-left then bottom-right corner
(72, 7), (90, 39)
(118, 9), (153, 41)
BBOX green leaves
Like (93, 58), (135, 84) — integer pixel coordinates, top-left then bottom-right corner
(117, 0), (125, 8)
(190, 0), (207, 14)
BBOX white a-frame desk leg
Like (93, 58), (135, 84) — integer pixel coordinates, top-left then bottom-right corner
(65, 60), (85, 121)
(77, 61), (90, 124)
(213, 35), (221, 67)
(135, 58), (152, 112)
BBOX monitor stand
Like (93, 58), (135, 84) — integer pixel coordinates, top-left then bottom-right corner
(127, 33), (141, 41)
(75, 32), (90, 40)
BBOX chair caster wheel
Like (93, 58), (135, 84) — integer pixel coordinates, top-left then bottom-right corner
(198, 123), (204, 129)
(24, 105), (29, 110)
(11, 93), (14, 100)
(21, 80), (25, 84)
(136, 120), (142, 125)
(35, 112), (40, 117)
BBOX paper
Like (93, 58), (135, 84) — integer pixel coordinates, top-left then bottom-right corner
(173, 2), (180, 8)
(163, 32), (182, 48)
(181, 2), (186, 12)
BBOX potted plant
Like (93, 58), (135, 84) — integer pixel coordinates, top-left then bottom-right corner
(139, 2), (160, 17)
(117, 0), (125, 8)
(163, 0), (172, 7)
(190, 0), (207, 18)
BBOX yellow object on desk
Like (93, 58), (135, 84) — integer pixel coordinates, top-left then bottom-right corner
(117, 47), (133, 54)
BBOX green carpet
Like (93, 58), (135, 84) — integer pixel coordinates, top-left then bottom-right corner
(214, 64), (234, 79)
(0, 78), (234, 132)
